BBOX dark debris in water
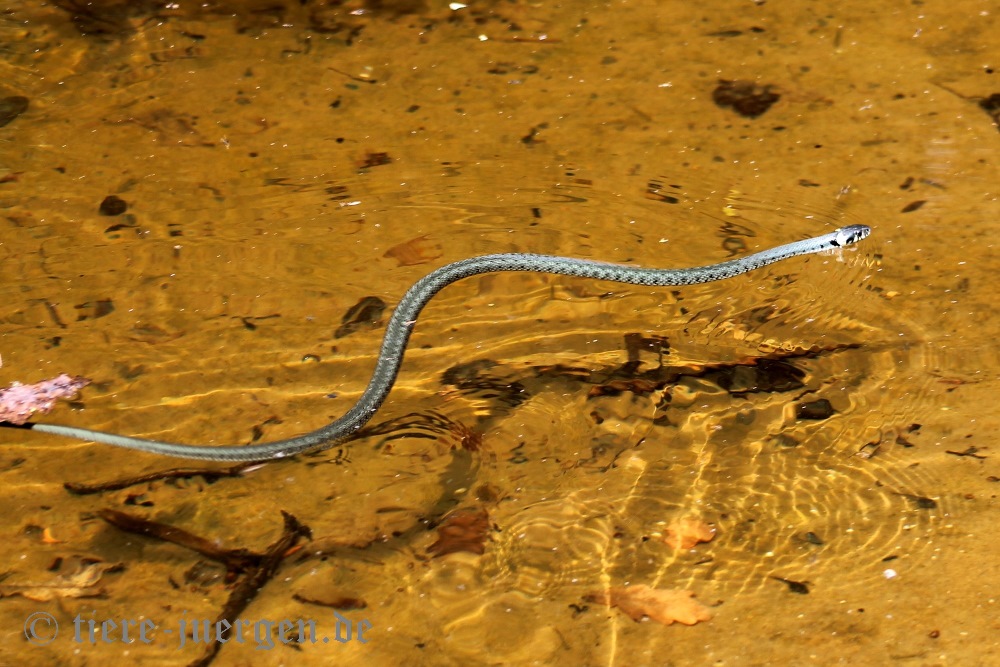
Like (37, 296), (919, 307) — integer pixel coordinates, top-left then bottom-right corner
(623, 333), (671, 367)
(893, 492), (938, 510)
(710, 358), (806, 396)
(770, 575), (810, 594)
(900, 199), (927, 213)
(49, 0), (526, 42)
(978, 92), (1000, 131)
(0, 96), (29, 128)
(794, 398), (835, 420)
(335, 296), (386, 339)
(74, 299), (115, 321)
(944, 446), (987, 460)
(98, 195), (128, 216)
(712, 79), (781, 118)
(800, 531), (824, 546)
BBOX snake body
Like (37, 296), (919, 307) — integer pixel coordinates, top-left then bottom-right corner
(17, 224), (870, 462)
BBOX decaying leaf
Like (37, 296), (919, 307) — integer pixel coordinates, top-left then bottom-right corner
(383, 235), (442, 267)
(585, 585), (712, 626)
(0, 373), (90, 425)
(428, 508), (490, 557)
(0, 557), (122, 601)
(663, 517), (716, 550)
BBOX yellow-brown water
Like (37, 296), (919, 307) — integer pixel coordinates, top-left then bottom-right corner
(1, 2), (997, 665)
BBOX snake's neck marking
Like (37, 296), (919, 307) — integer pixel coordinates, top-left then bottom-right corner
(13, 224), (873, 462)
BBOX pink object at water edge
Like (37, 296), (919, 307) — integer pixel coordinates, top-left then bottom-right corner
(0, 374), (91, 425)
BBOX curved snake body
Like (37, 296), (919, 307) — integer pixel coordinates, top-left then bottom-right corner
(20, 224), (871, 461)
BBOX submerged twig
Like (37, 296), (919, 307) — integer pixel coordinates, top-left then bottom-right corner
(98, 509), (262, 571)
(97, 509), (311, 667)
(189, 512), (311, 667)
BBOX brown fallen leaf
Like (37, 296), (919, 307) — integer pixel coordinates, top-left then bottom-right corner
(663, 517), (716, 550)
(355, 150), (392, 170)
(585, 585), (712, 626)
(428, 508), (490, 557)
(0, 557), (122, 601)
(383, 235), (442, 267)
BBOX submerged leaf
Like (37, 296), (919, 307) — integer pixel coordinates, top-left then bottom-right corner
(383, 235), (442, 267)
(585, 585), (712, 626)
(663, 517), (716, 550)
(0, 558), (121, 602)
(428, 508), (490, 557)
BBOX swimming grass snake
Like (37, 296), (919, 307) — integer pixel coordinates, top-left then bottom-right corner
(9, 224), (870, 462)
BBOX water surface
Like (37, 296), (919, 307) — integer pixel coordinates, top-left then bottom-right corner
(0, 2), (996, 665)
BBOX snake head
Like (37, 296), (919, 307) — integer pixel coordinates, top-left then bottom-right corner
(832, 224), (871, 247)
